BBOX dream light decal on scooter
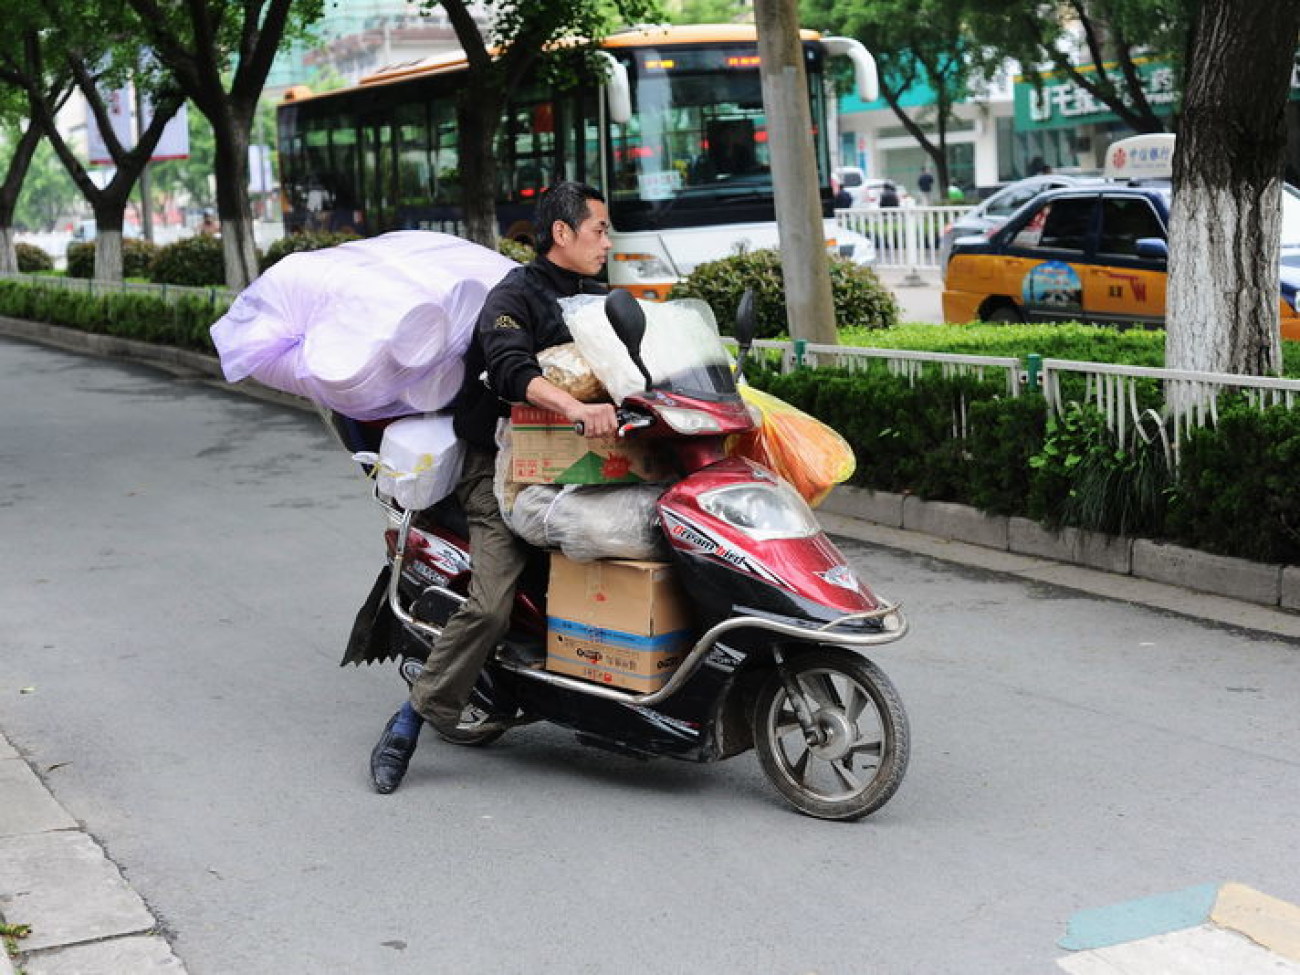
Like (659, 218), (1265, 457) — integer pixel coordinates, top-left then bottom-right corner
(661, 509), (786, 588)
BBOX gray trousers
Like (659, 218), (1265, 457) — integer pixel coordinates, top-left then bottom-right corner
(409, 446), (527, 732)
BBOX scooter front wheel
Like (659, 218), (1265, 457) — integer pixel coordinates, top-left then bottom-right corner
(753, 648), (909, 821)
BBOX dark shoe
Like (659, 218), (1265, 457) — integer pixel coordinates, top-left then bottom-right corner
(370, 712), (418, 794)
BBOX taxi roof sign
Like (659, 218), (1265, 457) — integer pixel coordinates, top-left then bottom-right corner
(1104, 133), (1175, 180)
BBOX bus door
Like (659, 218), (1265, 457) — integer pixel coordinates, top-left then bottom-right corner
(360, 114), (396, 233)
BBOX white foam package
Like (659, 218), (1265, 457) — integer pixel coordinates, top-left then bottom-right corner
(352, 413), (465, 510)
(210, 231), (516, 420)
(559, 295), (731, 404)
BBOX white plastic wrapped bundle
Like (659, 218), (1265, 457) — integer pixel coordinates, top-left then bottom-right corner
(507, 483), (669, 562)
(210, 231), (515, 419)
(559, 295), (730, 404)
(352, 413), (465, 510)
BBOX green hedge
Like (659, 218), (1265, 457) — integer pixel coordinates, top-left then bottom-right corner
(65, 238), (163, 280)
(15, 242), (53, 272)
(149, 234), (228, 286)
(260, 229), (362, 272)
(0, 280), (227, 352)
(669, 248), (900, 338)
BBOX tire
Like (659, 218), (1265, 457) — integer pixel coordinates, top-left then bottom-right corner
(752, 648), (909, 821)
(984, 303), (1024, 324)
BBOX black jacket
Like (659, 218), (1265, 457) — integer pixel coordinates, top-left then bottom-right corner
(452, 256), (606, 449)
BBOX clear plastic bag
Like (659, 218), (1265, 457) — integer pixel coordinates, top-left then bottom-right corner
(538, 342), (608, 403)
(729, 385), (856, 507)
(507, 483), (669, 562)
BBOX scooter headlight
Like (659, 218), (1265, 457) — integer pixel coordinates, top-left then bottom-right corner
(698, 481), (820, 541)
(657, 406), (724, 434)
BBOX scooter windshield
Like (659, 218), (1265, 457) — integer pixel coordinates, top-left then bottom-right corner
(642, 299), (740, 402)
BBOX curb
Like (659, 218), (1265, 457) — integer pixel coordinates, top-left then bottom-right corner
(823, 485), (1300, 617)
(0, 734), (187, 974)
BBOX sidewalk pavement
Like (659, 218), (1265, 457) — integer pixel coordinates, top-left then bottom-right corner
(0, 733), (187, 974)
(5, 315), (1300, 974)
(874, 265), (945, 325)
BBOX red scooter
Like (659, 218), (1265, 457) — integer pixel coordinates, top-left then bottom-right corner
(339, 290), (910, 821)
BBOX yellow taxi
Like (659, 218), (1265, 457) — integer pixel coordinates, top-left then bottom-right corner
(942, 135), (1300, 339)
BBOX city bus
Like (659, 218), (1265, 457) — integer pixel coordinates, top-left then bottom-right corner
(276, 24), (879, 299)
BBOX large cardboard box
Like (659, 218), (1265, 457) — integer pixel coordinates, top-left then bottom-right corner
(510, 406), (674, 485)
(545, 554), (694, 692)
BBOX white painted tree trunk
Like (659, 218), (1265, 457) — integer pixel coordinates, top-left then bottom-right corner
(754, 0), (837, 345)
(1164, 0), (1300, 416)
(0, 227), (17, 274)
(1166, 181), (1282, 376)
(94, 231), (125, 284)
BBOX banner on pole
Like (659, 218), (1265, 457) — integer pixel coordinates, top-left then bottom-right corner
(86, 84), (190, 166)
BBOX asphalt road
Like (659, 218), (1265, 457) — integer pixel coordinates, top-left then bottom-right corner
(2, 335), (1299, 974)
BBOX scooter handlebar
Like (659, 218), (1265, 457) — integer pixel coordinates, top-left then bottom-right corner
(573, 407), (652, 438)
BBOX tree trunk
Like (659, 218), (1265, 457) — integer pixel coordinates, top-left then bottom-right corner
(1165, 0), (1300, 393)
(754, 0), (837, 345)
(457, 89), (502, 247)
(0, 121), (42, 274)
(212, 120), (259, 290)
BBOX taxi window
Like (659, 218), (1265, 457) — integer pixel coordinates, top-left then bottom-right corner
(985, 183), (1044, 219)
(1098, 197), (1166, 257)
(1011, 197), (1094, 252)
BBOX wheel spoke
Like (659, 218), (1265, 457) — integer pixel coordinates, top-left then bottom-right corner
(832, 759), (865, 792)
(845, 684), (869, 724)
(847, 736), (883, 764)
(791, 744), (813, 785)
(774, 705), (802, 739)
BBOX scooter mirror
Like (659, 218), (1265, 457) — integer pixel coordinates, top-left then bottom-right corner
(606, 288), (653, 390)
(734, 287), (756, 378)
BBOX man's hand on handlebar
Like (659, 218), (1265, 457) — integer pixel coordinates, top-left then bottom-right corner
(568, 402), (618, 438)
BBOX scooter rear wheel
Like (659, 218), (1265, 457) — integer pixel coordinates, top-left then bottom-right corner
(753, 648), (909, 821)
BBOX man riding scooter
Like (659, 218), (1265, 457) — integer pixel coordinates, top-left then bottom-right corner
(369, 181), (618, 794)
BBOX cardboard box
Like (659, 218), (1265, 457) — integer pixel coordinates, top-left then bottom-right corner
(510, 406), (674, 485)
(545, 554), (694, 691)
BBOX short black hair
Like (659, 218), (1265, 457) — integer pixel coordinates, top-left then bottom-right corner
(535, 181), (605, 254)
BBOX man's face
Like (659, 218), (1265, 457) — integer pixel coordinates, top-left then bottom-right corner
(548, 200), (612, 276)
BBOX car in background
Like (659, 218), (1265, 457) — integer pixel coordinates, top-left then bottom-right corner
(937, 172), (1105, 277)
(941, 177), (1300, 339)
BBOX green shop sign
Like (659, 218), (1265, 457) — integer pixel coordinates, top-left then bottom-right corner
(1013, 59), (1177, 131)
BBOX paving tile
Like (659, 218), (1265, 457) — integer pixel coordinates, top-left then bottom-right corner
(1058, 923), (1300, 974)
(21, 935), (185, 975)
(0, 832), (154, 952)
(0, 760), (77, 837)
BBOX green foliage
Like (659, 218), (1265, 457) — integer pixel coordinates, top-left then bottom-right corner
(63, 238), (158, 280)
(13, 137), (79, 231)
(1027, 403), (1171, 537)
(0, 279), (228, 352)
(122, 238), (160, 279)
(15, 242), (53, 272)
(149, 234), (227, 286)
(839, 320), (1168, 364)
(259, 230), (361, 272)
(747, 366), (1015, 504)
(497, 237), (535, 264)
(1166, 400), (1300, 564)
(65, 241), (95, 279)
(669, 248), (899, 338)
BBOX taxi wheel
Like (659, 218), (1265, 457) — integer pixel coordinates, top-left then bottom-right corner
(984, 303), (1024, 324)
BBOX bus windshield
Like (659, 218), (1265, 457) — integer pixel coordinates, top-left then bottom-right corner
(607, 44), (828, 231)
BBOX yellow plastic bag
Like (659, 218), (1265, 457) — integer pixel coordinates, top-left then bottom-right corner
(730, 386), (855, 507)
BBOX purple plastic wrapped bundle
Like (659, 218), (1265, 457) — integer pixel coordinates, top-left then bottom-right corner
(211, 231), (516, 419)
